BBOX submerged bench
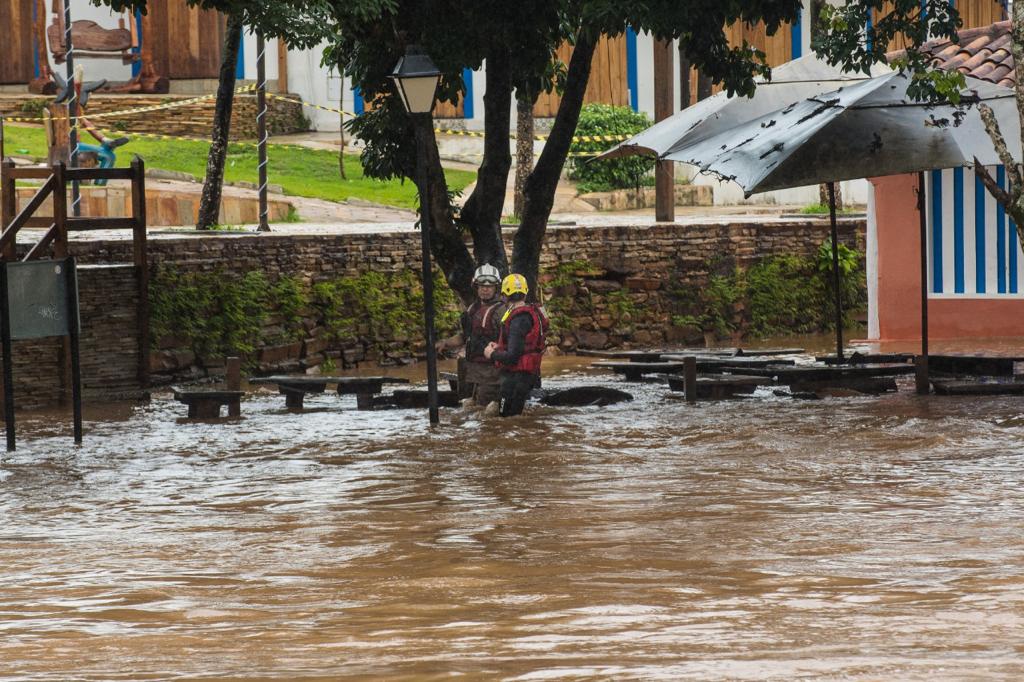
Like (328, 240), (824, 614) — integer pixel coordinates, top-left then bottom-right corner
(931, 378), (1024, 395)
(665, 373), (774, 400)
(591, 361), (689, 381)
(249, 375), (410, 411)
(173, 388), (244, 419)
(735, 363), (911, 394)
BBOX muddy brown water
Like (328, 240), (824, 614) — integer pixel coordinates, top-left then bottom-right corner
(1, 338), (1023, 680)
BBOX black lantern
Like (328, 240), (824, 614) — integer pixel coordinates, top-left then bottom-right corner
(389, 45), (441, 115)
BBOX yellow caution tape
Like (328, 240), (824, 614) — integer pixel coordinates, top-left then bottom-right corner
(0, 84), (257, 124)
(94, 126), (603, 158)
(266, 92), (629, 144)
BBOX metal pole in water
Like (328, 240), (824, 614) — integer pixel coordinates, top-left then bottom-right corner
(62, 0), (81, 217)
(916, 171), (930, 395)
(255, 32), (270, 232)
(827, 182), (844, 362)
(415, 123), (440, 425)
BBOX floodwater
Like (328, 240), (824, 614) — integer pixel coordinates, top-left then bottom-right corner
(2, 338), (1023, 680)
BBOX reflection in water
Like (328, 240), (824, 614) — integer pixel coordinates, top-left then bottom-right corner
(1, 345), (1024, 680)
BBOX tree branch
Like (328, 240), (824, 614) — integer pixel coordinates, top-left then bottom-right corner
(978, 103), (1024, 193)
(458, 48), (512, 275)
(512, 30), (598, 294)
(414, 117), (477, 305)
(973, 161), (1012, 209)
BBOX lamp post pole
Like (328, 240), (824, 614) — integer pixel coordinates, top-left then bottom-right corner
(390, 45), (443, 425)
(415, 122), (440, 424)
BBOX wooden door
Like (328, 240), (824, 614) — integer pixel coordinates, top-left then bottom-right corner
(534, 34), (629, 117)
(0, 0), (36, 84)
(145, 0), (225, 80)
(688, 21), (793, 102)
(874, 0), (1005, 51)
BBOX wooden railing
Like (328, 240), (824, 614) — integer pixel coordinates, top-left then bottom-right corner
(0, 156), (150, 387)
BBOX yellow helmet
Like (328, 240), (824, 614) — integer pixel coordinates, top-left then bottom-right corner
(501, 273), (529, 297)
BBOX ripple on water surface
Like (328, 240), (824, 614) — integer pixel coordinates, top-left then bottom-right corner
(0, 361), (1023, 680)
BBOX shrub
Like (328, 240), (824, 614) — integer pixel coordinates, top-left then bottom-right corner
(569, 103), (655, 193)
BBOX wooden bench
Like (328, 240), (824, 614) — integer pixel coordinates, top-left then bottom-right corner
(249, 376), (410, 411)
(931, 379), (1024, 395)
(173, 388), (244, 419)
(665, 373), (774, 400)
(590, 361), (690, 381)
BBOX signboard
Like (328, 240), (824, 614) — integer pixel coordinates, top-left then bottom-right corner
(5, 259), (78, 340)
(0, 257), (82, 452)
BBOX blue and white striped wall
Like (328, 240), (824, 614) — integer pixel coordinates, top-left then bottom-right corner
(925, 166), (1024, 296)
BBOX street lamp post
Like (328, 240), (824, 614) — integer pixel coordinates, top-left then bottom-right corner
(390, 46), (442, 425)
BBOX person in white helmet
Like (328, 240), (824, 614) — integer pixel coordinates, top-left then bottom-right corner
(435, 264), (507, 406)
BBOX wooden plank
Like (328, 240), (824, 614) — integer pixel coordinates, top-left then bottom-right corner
(6, 167), (56, 180)
(533, 35), (627, 117)
(66, 217), (138, 231)
(1, 176), (56, 247)
(932, 379), (1024, 396)
(65, 167), (136, 181)
(21, 223), (57, 261)
(277, 39), (288, 93)
(0, 0), (34, 84)
(149, 0), (225, 80)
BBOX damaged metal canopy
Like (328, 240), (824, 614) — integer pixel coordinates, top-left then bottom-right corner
(600, 54), (892, 160)
(663, 70), (1022, 196)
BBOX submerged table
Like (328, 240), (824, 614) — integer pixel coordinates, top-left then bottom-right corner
(250, 375), (410, 411)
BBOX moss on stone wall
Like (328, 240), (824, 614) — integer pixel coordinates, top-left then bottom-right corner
(150, 267), (460, 375)
(671, 240), (866, 342)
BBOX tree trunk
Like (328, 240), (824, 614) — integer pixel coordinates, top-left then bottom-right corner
(458, 49), (513, 275)
(679, 51), (692, 110)
(819, 182), (842, 210)
(338, 106), (347, 180)
(197, 13), (244, 230)
(413, 115), (478, 304)
(514, 95), (534, 218)
(696, 69), (713, 102)
(974, 3), (1024, 237)
(512, 31), (598, 295)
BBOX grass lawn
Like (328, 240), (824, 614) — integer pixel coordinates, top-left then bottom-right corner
(1, 124), (476, 210)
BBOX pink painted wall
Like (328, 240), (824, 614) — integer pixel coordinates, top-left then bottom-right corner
(872, 173), (1024, 340)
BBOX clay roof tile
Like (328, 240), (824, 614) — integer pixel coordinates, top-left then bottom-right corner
(899, 19), (1015, 86)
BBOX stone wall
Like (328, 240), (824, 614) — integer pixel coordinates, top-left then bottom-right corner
(58, 219), (865, 385)
(0, 218), (866, 408)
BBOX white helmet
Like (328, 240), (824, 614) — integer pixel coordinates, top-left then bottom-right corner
(472, 264), (501, 286)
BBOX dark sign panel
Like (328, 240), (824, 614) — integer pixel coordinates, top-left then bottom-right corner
(5, 260), (77, 340)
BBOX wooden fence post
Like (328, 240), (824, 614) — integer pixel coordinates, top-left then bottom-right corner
(1, 159), (15, 261)
(131, 156), (149, 389)
(51, 162), (68, 259)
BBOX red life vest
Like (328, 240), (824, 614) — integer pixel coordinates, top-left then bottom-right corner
(495, 304), (548, 374)
(465, 300), (504, 363)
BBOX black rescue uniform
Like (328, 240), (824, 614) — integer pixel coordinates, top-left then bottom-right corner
(491, 304), (548, 417)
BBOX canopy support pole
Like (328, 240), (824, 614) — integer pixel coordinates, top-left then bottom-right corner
(916, 171), (930, 394)
(827, 182), (844, 361)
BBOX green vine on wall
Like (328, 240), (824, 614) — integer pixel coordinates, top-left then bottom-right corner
(150, 267), (460, 369)
(671, 240), (866, 341)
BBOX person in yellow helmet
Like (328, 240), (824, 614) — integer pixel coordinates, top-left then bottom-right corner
(435, 264), (506, 407)
(484, 273), (549, 416)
